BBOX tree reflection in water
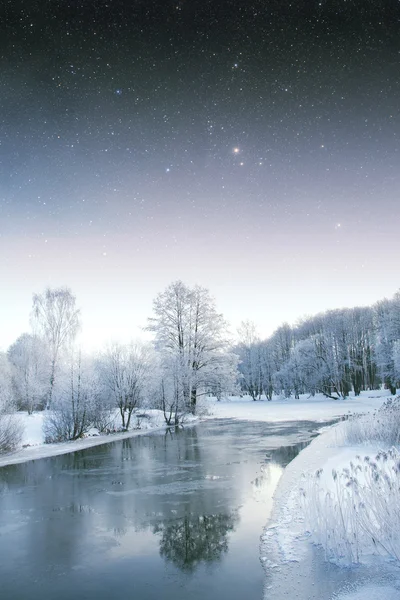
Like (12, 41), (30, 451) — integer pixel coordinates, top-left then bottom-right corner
(154, 511), (239, 572)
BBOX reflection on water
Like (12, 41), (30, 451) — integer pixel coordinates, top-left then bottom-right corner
(155, 511), (239, 572)
(0, 419), (323, 600)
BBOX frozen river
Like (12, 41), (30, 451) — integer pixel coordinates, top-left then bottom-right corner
(0, 419), (323, 600)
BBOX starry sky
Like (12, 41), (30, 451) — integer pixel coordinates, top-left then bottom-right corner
(1, 0), (400, 350)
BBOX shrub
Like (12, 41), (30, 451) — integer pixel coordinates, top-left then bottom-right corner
(0, 413), (23, 453)
(341, 396), (400, 447)
(43, 400), (94, 443)
(300, 398), (400, 566)
(301, 450), (400, 566)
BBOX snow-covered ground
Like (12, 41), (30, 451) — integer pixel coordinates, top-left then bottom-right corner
(0, 390), (391, 469)
(1, 389), (390, 469)
(1, 390), (398, 599)
(0, 409), (171, 468)
(259, 396), (400, 600)
(209, 389), (391, 422)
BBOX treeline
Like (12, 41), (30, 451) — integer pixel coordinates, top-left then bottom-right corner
(0, 282), (237, 450)
(2, 283), (400, 452)
(234, 292), (400, 400)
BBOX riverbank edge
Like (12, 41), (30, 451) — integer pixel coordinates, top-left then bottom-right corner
(261, 420), (400, 599)
(0, 420), (175, 468)
(0, 391), (390, 469)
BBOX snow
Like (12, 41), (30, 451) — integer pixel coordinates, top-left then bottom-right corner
(16, 411), (44, 447)
(333, 585), (400, 600)
(1, 389), (398, 599)
(260, 397), (400, 600)
(0, 409), (172, 468)
(1, 390), (389, 469)
(208, 389), (390, 423)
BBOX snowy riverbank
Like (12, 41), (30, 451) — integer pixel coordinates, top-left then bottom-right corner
(0, 390), (392, 468)
(0, 390), (398, 599)
(208, 389), (391, 422)
(261, 403), (400, 600)
(0, 409), (173, 468)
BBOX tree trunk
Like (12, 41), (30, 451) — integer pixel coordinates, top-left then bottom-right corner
(190, 387), (197, 413)
(47, 358), (56, 409)
(120, 406), (126, 429)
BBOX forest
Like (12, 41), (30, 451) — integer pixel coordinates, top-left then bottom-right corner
(1, 282), (400, 452)
(235, 292), (400, 401)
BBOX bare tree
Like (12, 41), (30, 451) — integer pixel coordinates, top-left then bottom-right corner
(31, 287), (80, 407)
(154, 356), (187, 426)
(98, 342), (151, 429)
(236, 321), (263, 400)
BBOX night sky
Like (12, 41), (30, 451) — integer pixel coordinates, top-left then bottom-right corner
(1, 0), (400, 350)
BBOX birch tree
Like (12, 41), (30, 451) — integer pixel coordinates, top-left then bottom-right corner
(31, 287), (80, 407)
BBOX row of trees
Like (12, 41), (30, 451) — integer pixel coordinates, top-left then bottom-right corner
(235, 292), (400, 400)
(2, 282), (400, 450)
(0, 282), (238, 448)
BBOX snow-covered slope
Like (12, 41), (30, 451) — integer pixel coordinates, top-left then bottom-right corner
(261, 417), (400, 599)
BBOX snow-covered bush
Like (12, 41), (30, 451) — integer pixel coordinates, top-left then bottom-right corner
(43, 399), (94, 443)
(341, 396), (400, 447)
(301, 448), (400, 566)
(0, 352), (23, 453)
(91, 404), (117, 433)
(0, 413), (23, 453)
(8, 333), (49, 413)
(44, 350), (98, 442)
(300, 399), (400, 566)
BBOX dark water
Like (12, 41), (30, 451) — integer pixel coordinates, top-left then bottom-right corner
(0, 419), (321, 600)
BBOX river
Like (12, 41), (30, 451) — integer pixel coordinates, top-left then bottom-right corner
(0, 418), (323, 600)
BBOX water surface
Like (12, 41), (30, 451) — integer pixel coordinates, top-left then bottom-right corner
(0, 419), (321, 600)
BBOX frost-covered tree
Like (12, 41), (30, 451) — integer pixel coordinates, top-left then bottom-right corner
(259, 341), (275, 400)
(0, 352), (23, 452)
(270, 324), (294, 397)
(8, 333), (49, 413)
(205, 352), (239, 401)
(152, 355), (188, 425)
(374, 293), (400, 394)
(346, 307), (376, 395)
(236, 321), (263, 400)
(0, 352), (14, 412)
(289, 337), (322, 396)
(98, 342), (151, 429)
(147, 281), (232, 412)
(320, 310), (352, 398)
(44, 350), (98, 442)
(31, 287), (80, 407)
